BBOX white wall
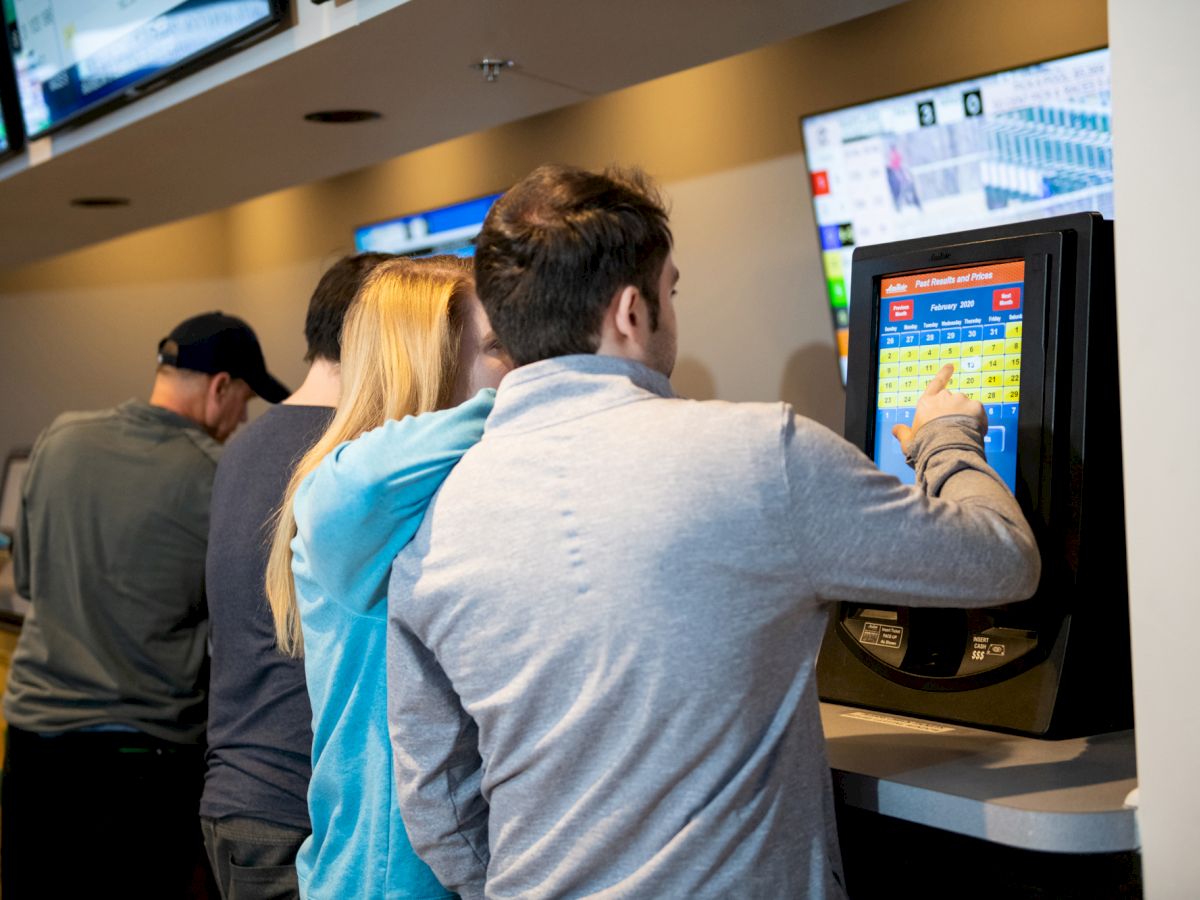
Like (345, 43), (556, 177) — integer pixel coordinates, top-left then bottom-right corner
(668, 156), (845, 426)
(1109, 0), (1200, 893)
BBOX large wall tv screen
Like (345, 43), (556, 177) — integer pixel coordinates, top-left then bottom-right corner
(801, 48), (1112, 382)
(3, 0), (284, 138)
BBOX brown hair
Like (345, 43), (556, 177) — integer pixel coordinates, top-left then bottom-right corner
(474, 164), (672, 366)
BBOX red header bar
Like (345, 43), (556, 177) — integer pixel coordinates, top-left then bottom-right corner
(881, 260), (1025, 299)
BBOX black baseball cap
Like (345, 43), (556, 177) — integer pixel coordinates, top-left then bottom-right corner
(157, 312), (289, 403)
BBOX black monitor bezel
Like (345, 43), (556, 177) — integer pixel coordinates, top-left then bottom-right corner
(4, 0), (288, 141)
(847, 232), (1064, 532)
(0, 26), (23, 162)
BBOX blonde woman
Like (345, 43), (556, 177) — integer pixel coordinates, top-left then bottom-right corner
(265, 255), (510, 899)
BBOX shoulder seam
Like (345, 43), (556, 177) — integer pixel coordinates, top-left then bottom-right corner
(181, 428), (222, 465)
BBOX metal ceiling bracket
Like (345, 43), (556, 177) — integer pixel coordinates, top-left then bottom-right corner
(473, 58), (515, 82)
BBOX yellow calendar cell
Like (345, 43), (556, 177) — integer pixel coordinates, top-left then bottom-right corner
(958, 373), (981, 389)
(899, 377), (920, 392)
(878, 393), (898, 408)
(899, 362), (919, 378)
(1006, 322), (1023, 338)
(899, 392), (920, 407)
(1004, 371), (1021, 386)
(959, 356), (982, 373)
(963, 389), (983, 401)
(822, 251), (844, 279)
(919, 345), (939, 361)
(982, 339), (1006, 356)
(1005, 338), (1022, 354)
(880, 348), (899, 363)
(899, 348), (919, 362)
(879, 363), (899, 379)
(982, 388), (1003, 403)
(982, 373), (1004, 388)
(1004, 387), (1021, 403)
(983, 356), (1004, 371)
(961, 341), (982, 357)
(947, 375), (960, 389)
(939, 343), (961, 359)
(1004, 354), (1022, 371)
(878, 377), (899, 394)
(919, 360), (940, 376)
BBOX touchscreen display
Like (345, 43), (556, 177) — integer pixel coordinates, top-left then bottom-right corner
(874, 260), (1024, 490)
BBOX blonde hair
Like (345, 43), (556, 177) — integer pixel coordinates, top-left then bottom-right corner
(265, 256), (474, 656)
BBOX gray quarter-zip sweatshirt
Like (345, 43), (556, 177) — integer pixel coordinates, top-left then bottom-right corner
(386, 354), (1040, 900)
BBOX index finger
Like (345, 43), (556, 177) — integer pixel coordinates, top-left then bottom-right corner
(924, 363), (955, 396)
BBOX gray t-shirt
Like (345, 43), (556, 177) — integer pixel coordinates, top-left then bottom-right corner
(386, 355), (1040, 899)
(5, 400), (220, 743)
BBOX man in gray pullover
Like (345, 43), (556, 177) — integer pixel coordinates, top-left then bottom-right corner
(385, 165), (1040, 899)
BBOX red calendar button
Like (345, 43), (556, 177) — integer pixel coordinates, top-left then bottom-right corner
(811, 171), (831, 195)
(889, 300), (913, 321)
(993, 287), (1021, 311)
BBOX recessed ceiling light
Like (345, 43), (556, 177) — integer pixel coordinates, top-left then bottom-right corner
(303, 110), (383, 124)
(70, 197), (131, 208)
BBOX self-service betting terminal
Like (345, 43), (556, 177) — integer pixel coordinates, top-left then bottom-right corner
(816, 213), (1129, 737)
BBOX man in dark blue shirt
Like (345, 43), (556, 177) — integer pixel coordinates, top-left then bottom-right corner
(201, 253), (391, 899)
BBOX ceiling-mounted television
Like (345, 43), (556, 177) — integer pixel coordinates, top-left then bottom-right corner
(0, 30), (22, 159)
(0, 85), (16, 159)
(3, 0), (287, 139)
(801, 47), (1112, 382)
(355, 191), (505, 258)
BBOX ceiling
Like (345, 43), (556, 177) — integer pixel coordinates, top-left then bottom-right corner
(0, 0), (900, 270)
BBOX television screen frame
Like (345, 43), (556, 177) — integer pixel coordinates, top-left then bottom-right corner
(354, 190), (506, 258)
(799, 45), (1112, 384)
(3, 0), (288, 140)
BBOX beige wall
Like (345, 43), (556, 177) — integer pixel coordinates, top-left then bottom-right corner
(0, 0), (1107, 451)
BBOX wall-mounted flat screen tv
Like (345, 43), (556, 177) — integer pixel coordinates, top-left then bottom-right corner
(3, 0), (286, 139)
(355, 192), (505, 258)
(0, 36), (22, 159)
(801, 47), (1111, 382)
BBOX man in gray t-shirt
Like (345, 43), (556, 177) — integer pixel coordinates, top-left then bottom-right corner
(2, 312), (286, 900)
(385, 166), (1040, 899)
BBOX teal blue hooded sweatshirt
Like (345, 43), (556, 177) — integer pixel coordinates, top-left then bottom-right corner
(290, 390), (495, 899)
